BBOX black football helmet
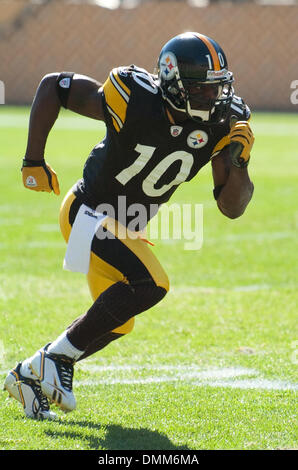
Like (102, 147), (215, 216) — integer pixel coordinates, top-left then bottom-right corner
(157, 32), (234, 124)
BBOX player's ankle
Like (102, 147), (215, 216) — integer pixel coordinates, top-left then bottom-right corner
(47, 331), (84, 361)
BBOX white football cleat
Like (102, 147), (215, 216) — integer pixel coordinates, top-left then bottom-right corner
(3, 362), (57, 420)
(29, 345), (76, 412)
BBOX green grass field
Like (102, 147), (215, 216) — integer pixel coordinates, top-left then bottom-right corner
(0, 107), (297, 450)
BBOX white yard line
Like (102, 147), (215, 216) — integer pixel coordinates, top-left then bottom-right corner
(75, 364), (298, 392)
(207, 231), (297, 242)
(170, 284), (297, 293)
(204, 378), (298, 391)
(159, 231), (296, 245)
(1, 363), (296, 391)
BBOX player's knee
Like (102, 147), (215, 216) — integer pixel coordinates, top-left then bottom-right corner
(110, 281), (167, 335)
(132, 280), (168, 312)
(105, 280), (166, 314)
(93, 280), (167, 333)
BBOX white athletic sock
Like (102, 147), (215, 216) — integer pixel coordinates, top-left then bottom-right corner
(47, 331), (84, 361)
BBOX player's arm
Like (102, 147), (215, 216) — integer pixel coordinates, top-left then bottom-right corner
(22, 72), (105, 194)
(212, 121), (254, 219)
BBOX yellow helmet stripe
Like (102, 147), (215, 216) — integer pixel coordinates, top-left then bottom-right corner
(194, 33), (221, 71)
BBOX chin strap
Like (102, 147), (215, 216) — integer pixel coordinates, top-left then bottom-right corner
(165, 93), (214, 123)
(186, 98), (217, 122)
(186, 102), (210, 121)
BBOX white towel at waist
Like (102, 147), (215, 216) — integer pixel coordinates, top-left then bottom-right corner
(63, 203), (107, 274)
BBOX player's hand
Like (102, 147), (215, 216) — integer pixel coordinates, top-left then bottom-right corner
(229, 121), (254, 168)
(21, 159), (60, 195)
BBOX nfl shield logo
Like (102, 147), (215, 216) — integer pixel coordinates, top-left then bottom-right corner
(26, 175), (37, 187)
(170, 126), (183, 137)
(59, 77), (71, 89)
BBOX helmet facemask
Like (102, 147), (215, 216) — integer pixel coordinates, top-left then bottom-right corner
(159, 63), (234, 123)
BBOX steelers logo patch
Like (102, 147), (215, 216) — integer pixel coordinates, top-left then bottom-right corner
(159, 52), (177, 80)
(187, 130), (208, 149)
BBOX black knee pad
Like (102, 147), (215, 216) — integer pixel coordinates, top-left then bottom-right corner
(101, 280), (167, 320)
(67, 281), (167, 351)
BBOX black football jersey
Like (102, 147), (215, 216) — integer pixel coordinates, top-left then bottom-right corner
(74, 65), (250, 227)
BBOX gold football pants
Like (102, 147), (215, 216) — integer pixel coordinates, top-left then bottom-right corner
(59, 188), (169, 339)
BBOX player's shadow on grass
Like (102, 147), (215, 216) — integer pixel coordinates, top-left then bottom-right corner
(45, 420), (190, 450)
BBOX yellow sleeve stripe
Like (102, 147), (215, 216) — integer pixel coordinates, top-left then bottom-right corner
(211, 135), (230, 158)
(106, 104), (122, 132)
(112, 68), (131, 98)
(112, 118), (121, 133)
(103, 72), (130, 131)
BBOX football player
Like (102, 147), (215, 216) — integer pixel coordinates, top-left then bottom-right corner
(4, 32), (254, 419)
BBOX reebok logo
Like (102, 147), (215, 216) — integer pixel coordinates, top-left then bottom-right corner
(84, 210), (97, 219)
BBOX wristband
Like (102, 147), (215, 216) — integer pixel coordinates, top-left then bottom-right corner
(22, 158), (45, 168)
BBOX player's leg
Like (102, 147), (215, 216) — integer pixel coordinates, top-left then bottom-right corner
(73, 251), (135, 361)
(65, 216), (169, 354)
(29, 191), (169, 411)
(58, 190), (136, 359)
(29, 236), (168, 411)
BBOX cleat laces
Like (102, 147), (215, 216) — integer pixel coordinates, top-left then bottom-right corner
(32, 382), (50, 412)
(48, 353), (74, 392)
(15, 378), (50, 413)
(59, 362), (74, 392)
